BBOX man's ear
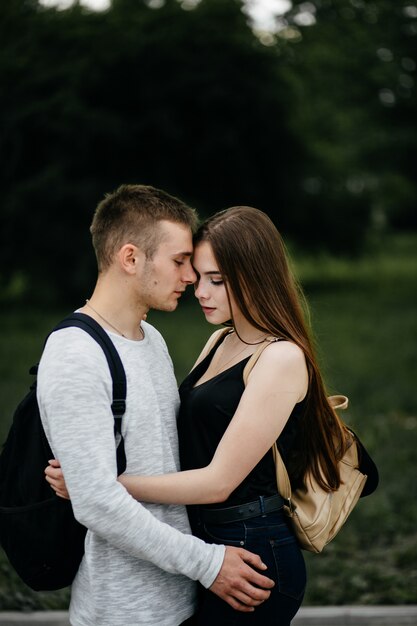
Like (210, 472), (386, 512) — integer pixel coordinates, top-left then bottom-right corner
(117, 243), (145, 275)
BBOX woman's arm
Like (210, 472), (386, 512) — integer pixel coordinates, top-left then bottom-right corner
(120, 341), (308, 504)
(46, 341), (308, 505)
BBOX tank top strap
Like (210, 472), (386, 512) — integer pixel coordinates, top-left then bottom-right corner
(205, 327), (233, 360)
(242, 336), (284, 385)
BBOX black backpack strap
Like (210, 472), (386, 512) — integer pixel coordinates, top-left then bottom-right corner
(52, 312), (127, 474)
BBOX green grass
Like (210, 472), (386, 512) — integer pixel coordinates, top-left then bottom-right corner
(0, 234), (416, 609)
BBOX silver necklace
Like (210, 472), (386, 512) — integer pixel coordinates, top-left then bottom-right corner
(85, 300), (144, 339)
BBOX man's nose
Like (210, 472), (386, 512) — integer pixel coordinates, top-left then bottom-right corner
(182, 263), (197, 284)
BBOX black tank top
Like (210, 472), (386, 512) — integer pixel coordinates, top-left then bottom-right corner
(178, 333), (305, 508)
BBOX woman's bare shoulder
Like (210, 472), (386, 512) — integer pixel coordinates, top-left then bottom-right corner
(254, 339), (308, 381)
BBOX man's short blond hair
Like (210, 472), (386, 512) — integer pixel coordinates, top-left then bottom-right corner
(90, 184), (199, 272)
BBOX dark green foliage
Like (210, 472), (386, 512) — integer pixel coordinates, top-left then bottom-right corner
(0, 0), (416, 305)
(0, 0), (298, 305)
(282, 0), (417, 241)
(1, 234), (416, 608)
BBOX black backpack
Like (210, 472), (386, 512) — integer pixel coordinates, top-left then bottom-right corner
(0, 312), (127, 591)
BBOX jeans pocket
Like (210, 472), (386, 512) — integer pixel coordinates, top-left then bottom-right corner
(202, 523), (245, 548)
(270, 534), (306, 601)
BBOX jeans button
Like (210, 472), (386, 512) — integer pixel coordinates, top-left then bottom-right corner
(239, 541), (244, 546)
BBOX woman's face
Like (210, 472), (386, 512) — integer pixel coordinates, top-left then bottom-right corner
(193, 241), (237, 325)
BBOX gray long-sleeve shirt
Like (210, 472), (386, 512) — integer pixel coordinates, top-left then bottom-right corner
(37, 320), (224, 626)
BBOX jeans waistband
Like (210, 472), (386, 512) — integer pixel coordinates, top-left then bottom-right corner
(199, 493), (285, 525)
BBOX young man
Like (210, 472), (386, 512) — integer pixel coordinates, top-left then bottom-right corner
(39, 185), (274, 626)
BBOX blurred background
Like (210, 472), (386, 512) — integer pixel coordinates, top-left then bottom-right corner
(0, 0), (416, 612)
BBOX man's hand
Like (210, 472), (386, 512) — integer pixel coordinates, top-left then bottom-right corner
(45, 460), (274, 613)
(45, 459), (70, 499)
(210, 546), (274, 612)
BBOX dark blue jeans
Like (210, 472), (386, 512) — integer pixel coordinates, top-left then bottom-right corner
(190, 508), (306, 626)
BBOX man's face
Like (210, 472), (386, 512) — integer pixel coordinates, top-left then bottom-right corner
(137, 220), (196, 312)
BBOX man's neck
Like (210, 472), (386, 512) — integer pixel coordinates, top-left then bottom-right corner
(82, 280), (147, 341)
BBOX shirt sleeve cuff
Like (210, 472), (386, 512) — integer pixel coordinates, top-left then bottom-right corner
(198, 544), (226, 589)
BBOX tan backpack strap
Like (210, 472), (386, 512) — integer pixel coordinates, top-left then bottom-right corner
(205, 327), (231, 353)
(273, 395), (349, 504)
(191, 327), (231, 371)
(243, 341), (349, 506)
(243, 336), (290, 503)
(328, 395), (349, 410)
(242, 337), (282, 385)
(272, 443), (292, 501)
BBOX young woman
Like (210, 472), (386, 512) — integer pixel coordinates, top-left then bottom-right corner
(47, 206), (352, 625)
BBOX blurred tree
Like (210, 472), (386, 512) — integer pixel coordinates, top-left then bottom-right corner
(366, 1), (417, 230)
(0, 0), (104, 303)
(0, 0), (300, 304)
(0, 0), (415, 304)
(279, 0), (417, 242)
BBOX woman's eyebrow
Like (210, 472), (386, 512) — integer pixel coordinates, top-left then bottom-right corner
(192, 266), (222, 277)
(195, 270), (222, 276)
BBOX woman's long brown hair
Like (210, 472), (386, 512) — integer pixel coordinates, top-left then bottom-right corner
(195, 206), (349, 492)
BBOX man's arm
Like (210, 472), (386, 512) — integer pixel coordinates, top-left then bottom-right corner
(45, 459), (274, 610)
(38, 329), (273, 609)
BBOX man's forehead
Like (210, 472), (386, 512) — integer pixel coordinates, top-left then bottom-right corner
(157, 220), (193, 254)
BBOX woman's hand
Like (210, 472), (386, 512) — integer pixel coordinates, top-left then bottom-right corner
(44, 459), (70, 499)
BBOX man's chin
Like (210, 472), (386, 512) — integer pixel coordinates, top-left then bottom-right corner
(156, 300), (179, 313)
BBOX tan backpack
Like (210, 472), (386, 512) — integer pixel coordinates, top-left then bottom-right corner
(243, 339), (371, 553)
